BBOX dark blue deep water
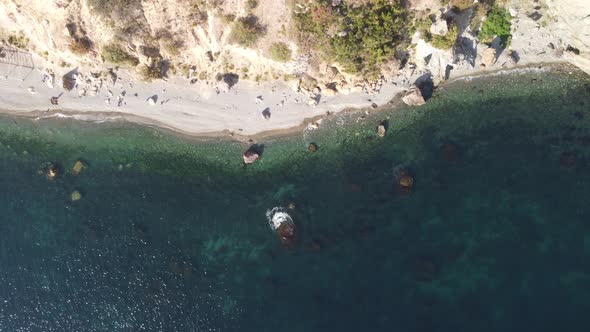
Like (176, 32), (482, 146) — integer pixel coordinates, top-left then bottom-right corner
(0, 65), (589, 331)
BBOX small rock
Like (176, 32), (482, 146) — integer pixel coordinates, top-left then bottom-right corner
(566, 45), (581, 55)
(509, 50), (520, 64)
(308, 143), (318, 152)
(307, 96), (319, 106)
(402, 86), (425, 106)
(43, 162), (60, 181)
(397, 169), (414, 195)
(323, 85), (338, 96)
(312, 86), (321, 95)
(71, 190), (82, 202)
(243, 150), (260, 164)
(255, 95), (263, 104)
(377, 123), (387, 138)
(262, 108), (271, 120)
(509, 8), (518, 17)
(528, 11), (542, 21)
(72, 160), (86, 175)
(481, 47), (497, 67)
(28, 87), (36, 94)
(148, 96), (157, 105)
(560, 152), (576, 169)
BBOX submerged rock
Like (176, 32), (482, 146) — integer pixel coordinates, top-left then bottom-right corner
(397, 169), (414, 194)
(308, 142), (318, 152)
(266, 207), (296, 249)
(71, 190), (82, 201)
(560, 152), (577, 169)
(72, 159), (87, 175)
(377, 122), (387, 138)
(441, 142), (459, 161)
(42, 162), (60, 181)
(402, 86), (425, 106)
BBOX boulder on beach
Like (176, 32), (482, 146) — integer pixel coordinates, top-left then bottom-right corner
(402, 86), (425, 106)
(481, 47), (497, 67)
(243, 150), (260, 164)
(148, 95), (157, 106)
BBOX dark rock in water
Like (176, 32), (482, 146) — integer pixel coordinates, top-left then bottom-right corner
(560, 152), (577, 169)
(243, 144), (264, 164)
(243, 150), (260, 164)
(441, 142), (459, 161)
(277, 222), (296, 249)
(377, 122), (387, 138)
(413, 258), (437, 282)
(397, 169), (414, 195)
(41, 162), (61, 180)
(308, 143), (318, 152)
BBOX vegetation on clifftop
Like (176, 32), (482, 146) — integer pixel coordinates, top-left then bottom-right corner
(101, 43), (139, 66)
(229, 15), (266, 47)
(479, 5), (512, 47)
(294, 0), (407, 76)
(269, 42), (292, 62)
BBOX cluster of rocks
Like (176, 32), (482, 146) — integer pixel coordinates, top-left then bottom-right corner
(40, 159), (87, 202)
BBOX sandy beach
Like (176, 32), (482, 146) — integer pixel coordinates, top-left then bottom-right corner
(0, 66), (410, 138)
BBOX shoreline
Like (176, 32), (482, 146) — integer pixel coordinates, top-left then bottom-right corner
(0, 61), (575, 143)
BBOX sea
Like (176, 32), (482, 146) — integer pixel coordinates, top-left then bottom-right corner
(0, 64), (589, 331)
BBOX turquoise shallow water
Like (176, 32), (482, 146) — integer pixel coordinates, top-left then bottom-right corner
(0, 65), (589, 331)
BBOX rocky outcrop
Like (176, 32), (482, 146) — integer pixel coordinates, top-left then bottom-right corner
(546, 0), (590, 74)
(243, 149), (260, 164)
(481, 47), (497, 67)
(402, 85), (426, 106)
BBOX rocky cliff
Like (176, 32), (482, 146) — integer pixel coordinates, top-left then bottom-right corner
(0, 0), (589, 89)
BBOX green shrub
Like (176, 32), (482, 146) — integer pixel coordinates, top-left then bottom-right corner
(7, 34), (29, 49)
(101, 43), (139, 66)
(451, 0), (475, 11)
(432, 24), (458, 49)
(69, 37), (93, 55)
(295, 0), (407, 76)
(87, 0), (140, 17)
(137, 59), (163, 81)
(470, 3), (489, 32)
(411, 17), (433, 42)
(246, 0), (258, 10)
(479, 6), (512, 47)
(229, 15), (266, 47)
(269, 42), (292, 62)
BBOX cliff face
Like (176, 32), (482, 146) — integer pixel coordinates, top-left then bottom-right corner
(0, 0), (589, 85)
(0, 0), (299, 81)
(547, 0), (590, 74)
